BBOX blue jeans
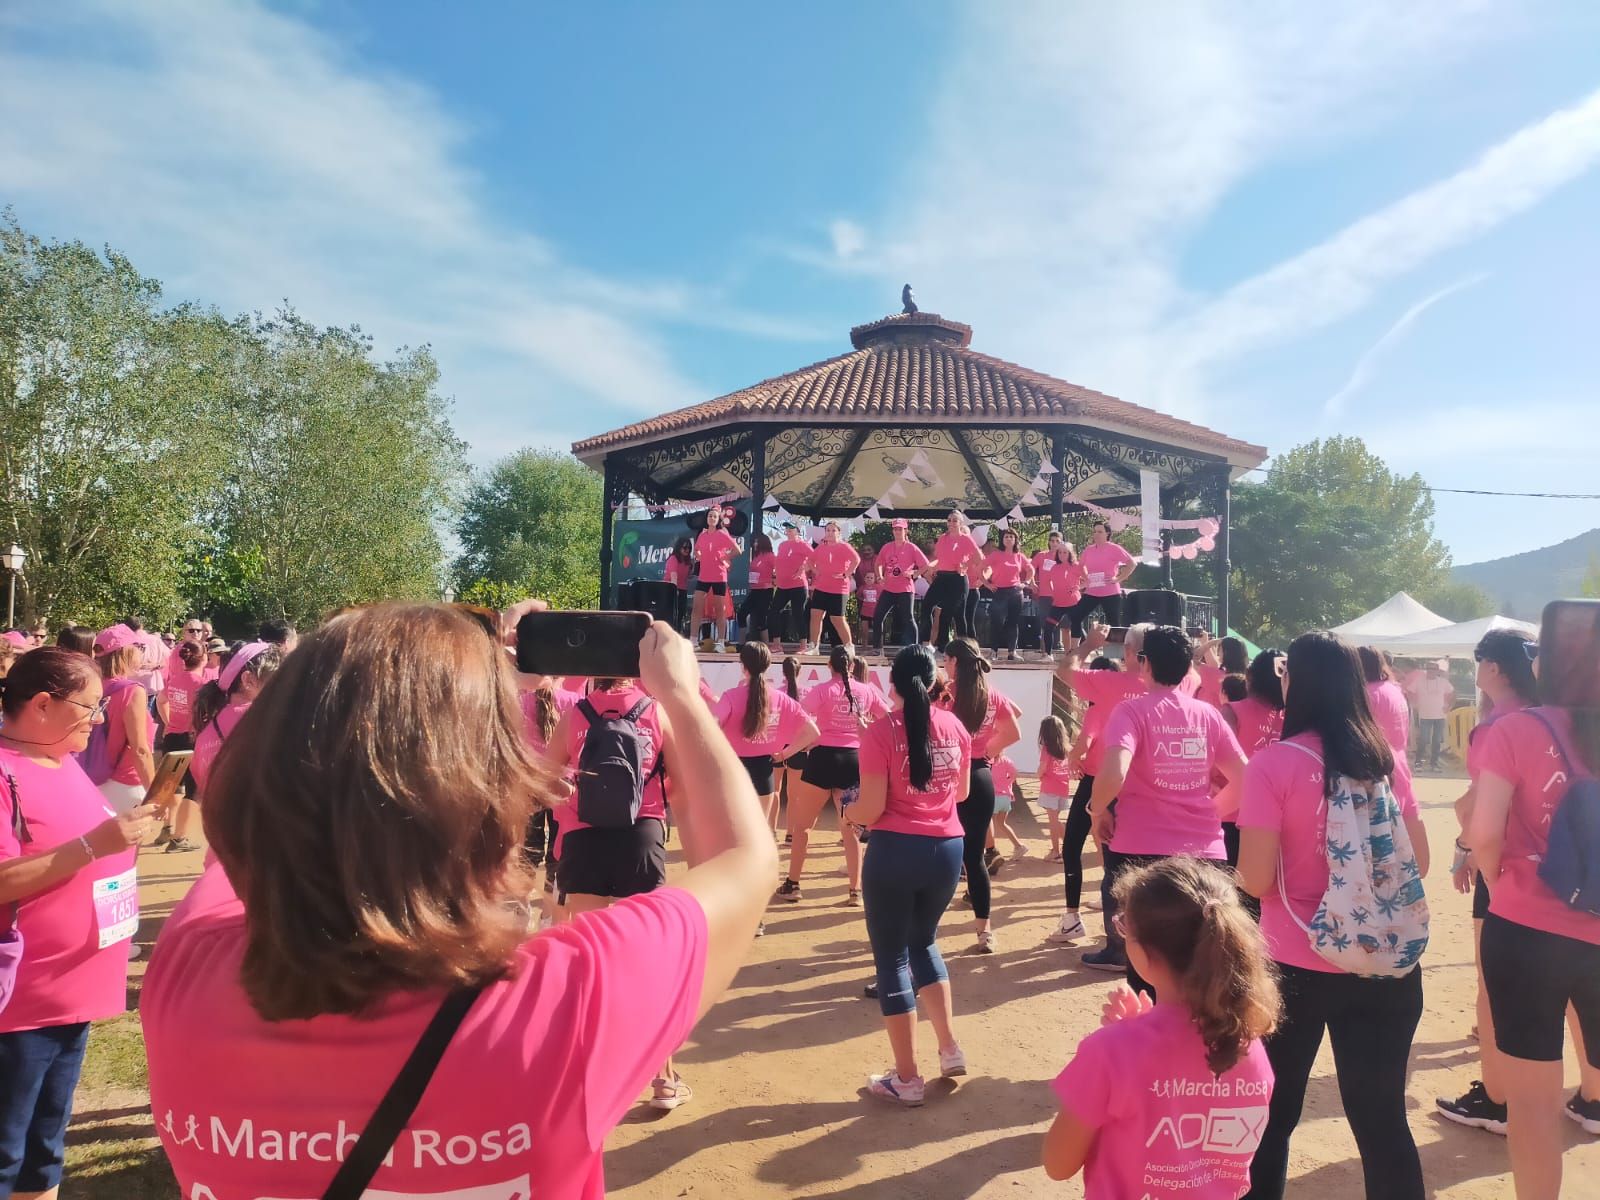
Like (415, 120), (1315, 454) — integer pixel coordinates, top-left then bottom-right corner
(0, 1022), (90, 1193)
(862, 831), (963, 1016)
(1415, 718), (1446, 767)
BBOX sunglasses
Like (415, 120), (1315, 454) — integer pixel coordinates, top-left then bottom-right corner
(1474, 642), (1539, 664)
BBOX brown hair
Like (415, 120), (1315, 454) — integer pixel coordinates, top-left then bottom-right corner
(740, 641), (772, 739)
(1116, 858), (1281, 1074)
(178, 641), (205, 670)
(782, 654), (801, 700)
(945, 638), (991, 734)
(97, 643), (141, 681)
(55, 626), (96, 656)
(1038, 715), (1069, 760)
(204, 604), (549, 1020)
(530, 682), (560, 746)
(0, 646), (100, 717)
(0, 643), (14, 678)
(1357, 645), (1391, 684)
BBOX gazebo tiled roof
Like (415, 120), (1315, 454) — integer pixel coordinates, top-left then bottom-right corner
(572, 311), (1264, 466)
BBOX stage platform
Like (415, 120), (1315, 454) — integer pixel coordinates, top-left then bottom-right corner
(695, 648), (1059, 773)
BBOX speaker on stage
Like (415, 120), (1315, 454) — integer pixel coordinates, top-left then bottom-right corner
(614, 580), (638, 611)
(632, 580), (680, 623)
(1121, 588), (1185, 628)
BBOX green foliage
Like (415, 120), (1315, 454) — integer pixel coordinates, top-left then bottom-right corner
(1582, 555), (1600, 599)
(1230, 437), (1469, 644)
(454, 449), (603, 610)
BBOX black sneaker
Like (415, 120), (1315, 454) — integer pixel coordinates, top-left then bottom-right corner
(1081, 947), (1127, 973)
(775, 878), (803, 903)
(163, 837), (198, 854)
(1436, 1081), (1507, 1134)
(1566, 1091), (1600, 1136)
(863, 981), (879, 1000)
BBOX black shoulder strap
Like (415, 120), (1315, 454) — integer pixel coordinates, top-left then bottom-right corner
(577, 698), (600, 728)
(622, 697), (654, 724)
(3, 767), (28, 846)
(321, 985), (485, 1200)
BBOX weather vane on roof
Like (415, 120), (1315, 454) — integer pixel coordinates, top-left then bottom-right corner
(901, 284), (918, 315)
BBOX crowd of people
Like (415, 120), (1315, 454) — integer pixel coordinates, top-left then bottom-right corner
(0, 550), (1595, 1199)
(664, 509), (1140, 659)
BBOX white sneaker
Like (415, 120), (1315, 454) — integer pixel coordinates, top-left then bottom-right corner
(804, 642), (820, 655)
(976, 929), (997, 954)
(939, 1045), (967, 1078)
(1046, 913), (1086, 944)
(712, 641), (726, 653)
(867, 1069), (926, 1106)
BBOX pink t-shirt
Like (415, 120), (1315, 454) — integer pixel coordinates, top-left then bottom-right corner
(1054, 1003), (1273, 1200)
(1228, 696), (1283, 758)
(1031, 550), (1056, 591)
(162, 663), (207, 736)
(1080, 541), (1136, 596)
(1079, 700), (1114, 777)
(558, 688), (668, 837)
(965, 557), (988, 588)
(1239, 732), (1423, 973)
(1039, 748), (1074, 796)
(1466, 699), (1527, 782)
(1196, 663), (1228, 709)
(1366, 679), (1417, 810)
(694, 528), (738, 584)
(0, 749), (138, 1033)
(802, 677), (888, 749)
(934, 532), (981, 573)
(663, 555), (691, 591)
(103, 678), (149, 786)
(991, 756), (1017, 798)
(984, 550), (1029, 588)
(1049, 561), (1088, 607)
(747, 551), (777, 590)
(877, 542), (929, 594)
(859, 585), (879, 616)
(1103, 689), (1243, 857)
(809, 542), (860, 595)
(191, 701), (250, 799)
(858, 708), (969, 838)
(713, 683), (808, 758)
(775, 539), (811, 589)
(521, 687), (579, 756)
(1476, 708), (1600, 945)
(942, 690), (1021, 761)
(143, 867), (707, 1200)
(1413, 674), (1456, 720)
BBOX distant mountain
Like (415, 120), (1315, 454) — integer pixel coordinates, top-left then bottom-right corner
(1453, 528), (1600, 619)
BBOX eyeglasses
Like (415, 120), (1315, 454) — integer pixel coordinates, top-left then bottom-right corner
(58, 695), (108, 719)
(183, 626), (204, 635)
(1136, 652), (1148, 662)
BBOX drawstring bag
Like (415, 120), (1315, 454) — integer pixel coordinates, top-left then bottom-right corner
(0, 767), (30, 1014)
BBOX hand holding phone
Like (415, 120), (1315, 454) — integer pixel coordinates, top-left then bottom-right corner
(516, 610), (651, 678)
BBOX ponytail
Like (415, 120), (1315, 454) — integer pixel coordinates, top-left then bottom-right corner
(945, 637), (990, 734)
(782, 654), (801, 700)
(830, 643), (856, 714)
(890, 645), (938, 790)
(740, 642), (772, 739)
(533, 682), (559, 746)
(1115, 859), (1281, 1076)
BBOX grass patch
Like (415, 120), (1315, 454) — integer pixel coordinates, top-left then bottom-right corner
(63, 1013), (179, 1198)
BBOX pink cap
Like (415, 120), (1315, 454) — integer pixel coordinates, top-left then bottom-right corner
(2, 631), (27, 648)
(93, 624), (140, 655)
(891, 518), (909, 529)
(219, 641), (271, 693)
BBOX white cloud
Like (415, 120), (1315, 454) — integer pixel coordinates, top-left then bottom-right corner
(1322, 274), (1488, 421)
(828, 219), (868, 263)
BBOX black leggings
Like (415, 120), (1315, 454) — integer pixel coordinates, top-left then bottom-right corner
(958, 761), (996, 920)
(1246, 964), (1424, 1200)
(1068, 592), (1122, 631)
(1061, 773), (1095, 908)
(924, 571), (968, 648)
(872, 591), (917, 647)
(739, 587), (773, 643)
(772, 587), (809, 642)
(989, 586), (1023, 653)
(964, 588), (983, 639)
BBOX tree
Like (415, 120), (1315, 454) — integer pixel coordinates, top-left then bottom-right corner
(1228, 437), (1482, 645)
(454, 450), (603, 610)
(1582, 555), (1600, 599)
(205, 312), (467, 626)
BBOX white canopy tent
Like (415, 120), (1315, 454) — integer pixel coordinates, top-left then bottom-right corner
(1331, 592), (1452, 640)
(1360, 614), (1538, 660)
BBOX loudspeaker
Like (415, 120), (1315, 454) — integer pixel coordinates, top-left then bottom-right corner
(614, 580), (638, 611)
(632, 580), (680, 622)
(725, 509), (750, 537)
(1122, 588), (1185, 628)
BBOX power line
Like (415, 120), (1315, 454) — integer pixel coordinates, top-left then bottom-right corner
(1239, 466), (1600, 501)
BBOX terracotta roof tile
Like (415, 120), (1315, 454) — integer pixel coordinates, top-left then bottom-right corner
(572, 312), (1266, 465)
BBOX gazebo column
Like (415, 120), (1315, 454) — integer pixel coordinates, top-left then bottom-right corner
(748, 432), (767, 559)
(1159, 489), (1174, 590)
(1217, 473), (1233, 637)
(1049, 429), (1066, 531)
(600, 454), (619, 609)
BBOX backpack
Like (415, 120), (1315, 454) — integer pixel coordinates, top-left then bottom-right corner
(78, 678), (135, 786)
(574, 697), (661, 829)
(1278, 741), (1430, 978)
(1524, 710), (1600, 915)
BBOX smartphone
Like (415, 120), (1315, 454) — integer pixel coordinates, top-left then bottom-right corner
(1107, 627), (1128, 645)
(1539, 600), (1600, 710)
(516, 610), (651, 678)
(145, 751), (194, 810)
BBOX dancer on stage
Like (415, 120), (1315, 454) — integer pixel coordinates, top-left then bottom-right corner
(1044, 542), (1088, 654)
(1072, 521), (1137, 629)
(984, 529), (1034, 662)
(805, 522), (861, 654)
(690, 505), (739, 651)
(740, 533), (777, 646)
(771, 524), (812, 648)
(923, 512), (983, 650)
(873, 519), (928, 652)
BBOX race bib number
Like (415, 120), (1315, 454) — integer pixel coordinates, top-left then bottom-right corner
(94, 866), (139, 949)
(1087, 571), (1108, 588)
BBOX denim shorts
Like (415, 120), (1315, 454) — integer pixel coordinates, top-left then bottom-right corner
(0, 1021), (91, 1193)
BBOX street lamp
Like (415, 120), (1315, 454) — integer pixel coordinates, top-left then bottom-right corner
(1, 544), (26, 629)
(441, 585), (456, 604)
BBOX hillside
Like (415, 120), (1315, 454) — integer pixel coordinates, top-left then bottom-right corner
(1453, 527), (1600, 619)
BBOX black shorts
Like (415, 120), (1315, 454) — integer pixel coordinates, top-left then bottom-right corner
(158, 730), (196, 797)
(801, 745), (859, 791)
(556, 818), (667, 902)
(739, 754), (775, 795)
(783, 748), (809, 771)
(696, 580), (728, 595)
(1481, 911), (1600, 1064)
(809, 590), (845, 617)
(1472, 871), (1490, 921)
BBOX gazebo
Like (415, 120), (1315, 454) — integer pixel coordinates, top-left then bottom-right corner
(573, 308), (1267, 632)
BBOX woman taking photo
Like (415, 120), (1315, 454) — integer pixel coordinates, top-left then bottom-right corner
(714, 643), (820, 858)
(144, 606), (774, 1197)
(1466, 607), (1600, 1199)
(942, 639), (1020, 953)
(984, 530), (1033, 662)
(852, 644), (972, 1105)
(1236, 631), (1429, 1200)
(740, 534), (778, 647)
(1, 648), (156, 1198)
(779, 646), (887, 905)
(90, 624), (157, 814)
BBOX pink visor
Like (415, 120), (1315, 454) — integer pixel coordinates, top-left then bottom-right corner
(219, 641), (270, 692)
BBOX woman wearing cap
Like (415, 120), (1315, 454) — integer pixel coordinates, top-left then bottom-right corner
(0, 648), (157, 1198)
(873, 520), (929, 653)
(924, 513), (983, 651)
(190, 642), (285, 801)
(92, 624), (158, 815)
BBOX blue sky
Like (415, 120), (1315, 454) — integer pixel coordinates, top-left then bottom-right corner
(4, 1), (1599, 565)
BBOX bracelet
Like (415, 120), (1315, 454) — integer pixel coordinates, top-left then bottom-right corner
(78, 835), (96, 862)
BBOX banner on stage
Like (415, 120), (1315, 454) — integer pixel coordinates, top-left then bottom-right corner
(612, 516), (749, 595)
(1139, 470), (1162, 566)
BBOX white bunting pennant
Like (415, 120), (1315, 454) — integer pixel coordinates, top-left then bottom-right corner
(865, 504), (881, 520)
(995, 516), (1010, 530)
(1019, 491), (1038, 507)
(1007, 504), (1024, 521)
(973, 524), (990, 544)
(762, 493), (779, 509)
(909, 449), (931, 468)
(1038, 460), (1058, 475)
(899, 467), (919, 483)
(882, 480), (906, 499)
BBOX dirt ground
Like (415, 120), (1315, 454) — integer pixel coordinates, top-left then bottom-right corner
(79, 772), (1598, 1198)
